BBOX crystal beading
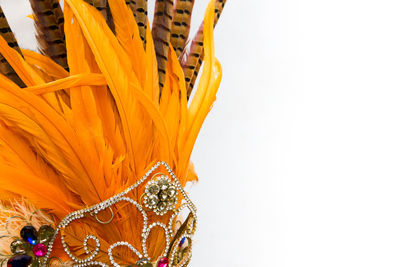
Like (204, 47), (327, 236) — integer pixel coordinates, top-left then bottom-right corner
(41, 161), (197, 267)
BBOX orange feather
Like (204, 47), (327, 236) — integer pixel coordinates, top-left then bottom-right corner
(0, 0), (223, 263)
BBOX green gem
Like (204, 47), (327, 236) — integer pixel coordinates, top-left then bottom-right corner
(167, 196), (176, 205)
(157, 201), (167, 211)
(159, 191), (168, 201)
(135, 258), (153, 267)
(28, 258), (40, 267)
(10, 239), (28, 255)
(37, 225), (55, 245)
(158, 178), (169, 191)
(148, 184), (160, 194)
(148, 195), (159, 206)
(174, 247), (190, 266)
(176, 249), (184, 262)
(167, 186), (176, 197)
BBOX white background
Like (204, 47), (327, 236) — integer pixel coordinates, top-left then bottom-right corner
(2, 0), (400, 266)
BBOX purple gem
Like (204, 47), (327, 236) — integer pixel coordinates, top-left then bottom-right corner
(7, 254), (32, 267)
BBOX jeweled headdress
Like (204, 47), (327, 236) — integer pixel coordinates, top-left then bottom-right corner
(0, 0), (225, 266)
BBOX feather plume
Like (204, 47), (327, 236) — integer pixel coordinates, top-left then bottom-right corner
(84, 0), (115, 32)
(152, 0), (174, 90)
(0, 35), (66, 112)
(0, 0), (224, 263)
(29, 0), (69, 71)
(181, 0), (225, 98)
(170, 0), (195, 58)
(0, 199), (55, 256)
(126, 0), (148, 48)
(21, 48), (69, 79)
(0, 6), (25, 87)
(108, 0), (147, 86)
(179, 0), (222, 176)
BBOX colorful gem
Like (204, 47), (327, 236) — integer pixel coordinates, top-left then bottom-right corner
(32, 243), (47, 257)
(7, 254), (32, 267)
(135, 258), (153, 267)
(20, 226), (37, 245)
(157, 257), (169, 267)
(37, 225), (55, 244)
(10, 239), (28, 255)
(178, 237), (186, 248)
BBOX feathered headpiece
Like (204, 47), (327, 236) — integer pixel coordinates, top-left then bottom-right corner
(0, 0), (225, 266)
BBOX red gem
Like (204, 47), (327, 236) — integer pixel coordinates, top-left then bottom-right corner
(32, 244), (47, 257)
(157, 257), (169, 267)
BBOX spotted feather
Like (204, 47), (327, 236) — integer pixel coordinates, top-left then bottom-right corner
(29, 0), (69, 71)
(0, 6), (25, 87)
(170, 0), (195, 58)
(181, 0), (226, 98)
(152, 0), (174, 90)
(126, 0), (148, 48)
(84, 0), (115, 32)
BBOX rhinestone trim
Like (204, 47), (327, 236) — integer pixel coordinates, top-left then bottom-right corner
(41, 161), (197, 267)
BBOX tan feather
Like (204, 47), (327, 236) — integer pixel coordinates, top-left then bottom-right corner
(126, 0), (148, 48)
(29, 0), (69, 71)
(152, 0), (174, 90)
(0, 0), (224, 262)
(170, 0), (195, 58)
(84, 0), (115, 32)
(0, 6), (25, 87)
(181, 0), (225, 98)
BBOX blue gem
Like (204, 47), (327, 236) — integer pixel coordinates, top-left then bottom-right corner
(20, 226), (37, 246)
(27, 237), (37, 245)
(179, 237), (186, 248)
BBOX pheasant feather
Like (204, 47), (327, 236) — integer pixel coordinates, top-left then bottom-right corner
(0, 0), (224, 264)
(29, 0), (69, 71)
(170, 0), (195, 58)
(181, 0), (225, 97)
(126, 0), (148, 48)
(0, 6), (25, 87)
(152, 0), (174, 90)
(84, 0), (115, 31)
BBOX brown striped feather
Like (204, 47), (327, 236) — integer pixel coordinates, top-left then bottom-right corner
(0, 6), (25, 87)
(152, 0), (174, 90)
(170, 0), (195, 58)
(126, 0), (148, 48)
(29, 0), (69, 71)
(181, 0), (226, 98)
(84, 0), (115, 32)
(181, 26), (202, 97)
